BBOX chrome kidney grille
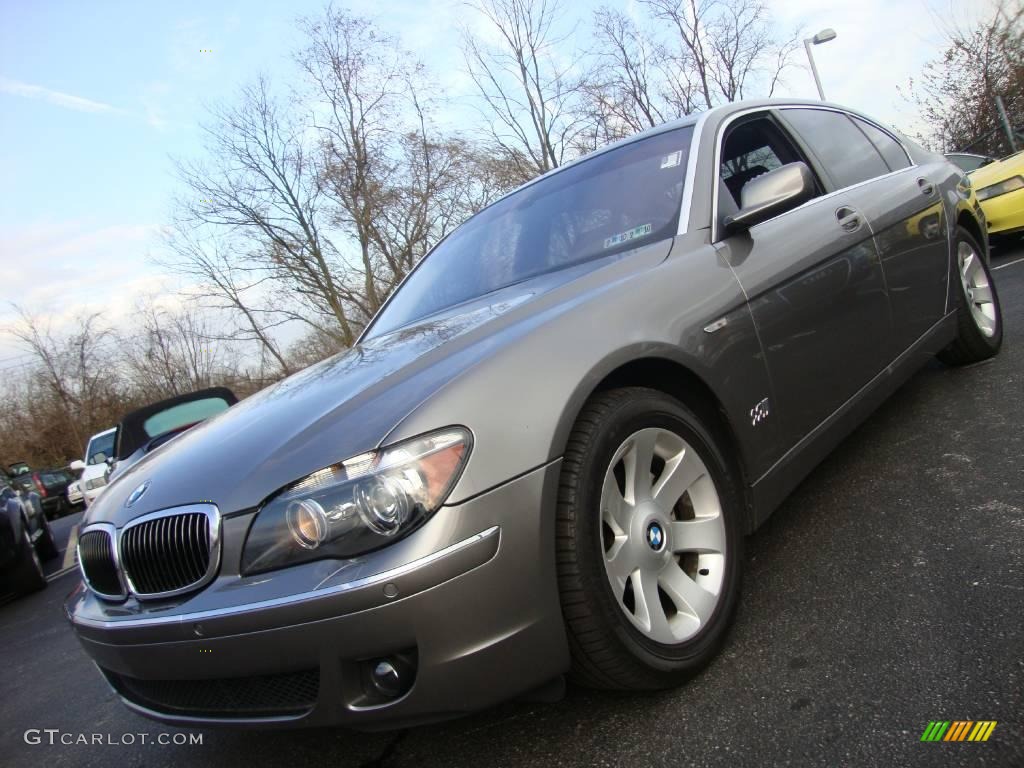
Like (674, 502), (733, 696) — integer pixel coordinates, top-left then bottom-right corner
(78, 505), (221, 601)
(78, 527), (125, 598)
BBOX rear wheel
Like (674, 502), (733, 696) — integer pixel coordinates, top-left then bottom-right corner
(556, 388), (743, 689)
(939, 228), (1002, 366)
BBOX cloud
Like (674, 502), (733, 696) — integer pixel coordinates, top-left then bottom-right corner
(0, 76), (121, 113)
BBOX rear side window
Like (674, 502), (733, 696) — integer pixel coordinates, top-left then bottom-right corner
(851, 117), (911, 171)
(783, 108), (890, 188)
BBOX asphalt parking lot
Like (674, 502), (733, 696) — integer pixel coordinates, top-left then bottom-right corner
(2, 245), (1022, 768)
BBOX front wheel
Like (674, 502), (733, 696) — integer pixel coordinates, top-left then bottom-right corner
(556, 387), (743, 690)
(14, 530), (47, 595)
(938, 227), (1002, 366)
(35, 517), (59, 561)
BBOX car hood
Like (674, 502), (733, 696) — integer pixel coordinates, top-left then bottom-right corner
(970, 151), (1024, 188)
(83, 248), (661, 528)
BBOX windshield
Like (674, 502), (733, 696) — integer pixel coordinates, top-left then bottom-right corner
(142, 397), (230, 439)
(367, 126), (694, 338)
(86, 432), (115, 465)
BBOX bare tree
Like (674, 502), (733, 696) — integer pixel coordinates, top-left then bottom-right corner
(581, 7), (706, 148)
(641, 0), (798, 110)
(122, 300), (241, 398)
(462, 0), (587, 181)
(159, 227), (293, 375)
(174, 76), (357, 345)
(4, 308), (127, 463)
(903, 0), (1022, 154)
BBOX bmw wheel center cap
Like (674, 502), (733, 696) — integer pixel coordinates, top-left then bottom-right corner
(646, 521), (665, 551)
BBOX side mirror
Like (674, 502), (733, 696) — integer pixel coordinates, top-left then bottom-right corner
(69, 460), (85, 472)
(724, 162), (815, 236)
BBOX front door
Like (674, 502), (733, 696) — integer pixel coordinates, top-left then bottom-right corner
(711, 111), (893, 453)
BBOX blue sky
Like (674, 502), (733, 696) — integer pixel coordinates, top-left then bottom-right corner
(0, 0), (993, 366)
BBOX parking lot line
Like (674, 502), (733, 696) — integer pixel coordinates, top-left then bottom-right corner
(46, 566), (79, 582)
(992, 256), (1024, 271)
(62, 524), (79, 570)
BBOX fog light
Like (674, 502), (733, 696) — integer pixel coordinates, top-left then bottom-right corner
(370, 660), (403, 698)
(286, 499), (327, 549)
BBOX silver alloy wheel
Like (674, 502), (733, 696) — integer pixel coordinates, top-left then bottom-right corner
(599, 427), (726, 644)
(958, 241), (996, 337)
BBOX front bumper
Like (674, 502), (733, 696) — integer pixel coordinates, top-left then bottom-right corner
(67, 460), (569, 730)
(979, 187), (1024, 235)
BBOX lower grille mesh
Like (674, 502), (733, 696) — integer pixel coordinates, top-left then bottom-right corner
(105, 668), (320, 717)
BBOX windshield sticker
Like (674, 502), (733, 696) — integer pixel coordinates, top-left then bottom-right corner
(604, 223), (652, 249)
(660, 151), (682, 169)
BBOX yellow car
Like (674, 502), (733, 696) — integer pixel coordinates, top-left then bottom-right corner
(966, 150), (1024, 237)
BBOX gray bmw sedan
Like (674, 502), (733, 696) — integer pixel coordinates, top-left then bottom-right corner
(68, 98), (1000, 730)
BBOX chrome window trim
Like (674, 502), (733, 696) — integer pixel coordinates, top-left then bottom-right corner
(77, 522), (127, 600)
(677, 109), (709, 236)
(71, 525), (500, 630)
(710, 104), (918, 243)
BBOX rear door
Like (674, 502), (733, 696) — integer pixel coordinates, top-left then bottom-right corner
(711, 110), (893, 453)
(779, 108), (948, 353)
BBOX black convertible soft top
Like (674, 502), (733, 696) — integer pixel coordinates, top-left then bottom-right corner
(114, 387), (238, 461)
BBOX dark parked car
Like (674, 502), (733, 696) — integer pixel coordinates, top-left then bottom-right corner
(68, 99), (998, 730)
(105, 387), (238, 483)
(11, 467), (76, 520)
(1, 476), (58, 596)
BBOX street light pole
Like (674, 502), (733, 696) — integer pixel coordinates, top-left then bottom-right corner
(803, 28), (837, 100)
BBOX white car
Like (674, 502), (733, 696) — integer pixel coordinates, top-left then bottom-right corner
(69, 427), (116, 507)
(66, 480), (84, 506)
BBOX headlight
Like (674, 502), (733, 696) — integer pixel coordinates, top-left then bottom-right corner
(241, 427), (472, 574)
(85, 476), (107, 491)
(977, 175), (1024, 201)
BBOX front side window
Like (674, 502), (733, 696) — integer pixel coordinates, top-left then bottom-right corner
(783, 108), (889, 188)
(367, 126), (694, 338)
(719, 116), (810, 208)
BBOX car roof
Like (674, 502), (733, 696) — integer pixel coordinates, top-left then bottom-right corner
(505, 98), (898, 195)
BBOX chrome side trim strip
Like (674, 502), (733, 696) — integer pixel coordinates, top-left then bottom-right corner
(72, 525), (501, 630)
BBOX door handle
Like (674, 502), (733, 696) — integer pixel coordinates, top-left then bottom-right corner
(836, 206), (861, 233)
(917, 177), (935, 196)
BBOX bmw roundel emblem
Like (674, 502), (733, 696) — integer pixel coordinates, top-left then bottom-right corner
(125, 480), (151, 508)
(646, 521), (665, 551)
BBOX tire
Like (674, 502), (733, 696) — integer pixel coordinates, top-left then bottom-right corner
(35, 517), (59, 561)
(555, 387), (743, 690)
(938, 227), (1002, 366)
(14, 530), (46, 595)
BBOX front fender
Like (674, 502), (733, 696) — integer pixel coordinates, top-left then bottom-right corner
(384, 235), (775, 505)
